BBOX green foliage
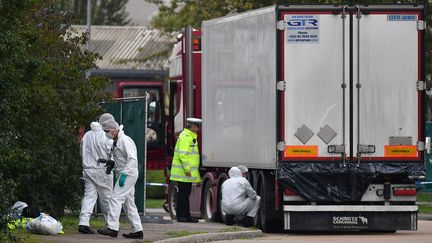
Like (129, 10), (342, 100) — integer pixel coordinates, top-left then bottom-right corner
(146, 0), (277, 32)
(9, 228), (45, 243)
(147, 0), (429, 32)
(93, 0), (130, 25)
(0, 174), (17, 242)
(0, 1), (110, 235)
(55, 0), (131, 25)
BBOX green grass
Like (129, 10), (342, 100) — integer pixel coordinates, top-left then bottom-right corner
(11, 228), (47, 243)
(59, 214), (107, 233)
(146, 170), (166, 199)
(417, 192), (432, 214)
(10, 214), (130, 241)
(145, 199), (165, 208)
(417, 192), (432, 202)
(419, 205), (432, 214)
(166, 230), (207, 238)
(218, 226), (245, 233)
(8, 199), (165, 241)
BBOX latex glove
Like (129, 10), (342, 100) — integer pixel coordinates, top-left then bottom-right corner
(119, 173), (127, 187)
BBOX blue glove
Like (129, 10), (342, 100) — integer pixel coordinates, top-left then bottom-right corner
(119, 173), (127, 187)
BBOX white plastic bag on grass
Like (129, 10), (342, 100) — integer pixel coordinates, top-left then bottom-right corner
(27, 213), (63, 235)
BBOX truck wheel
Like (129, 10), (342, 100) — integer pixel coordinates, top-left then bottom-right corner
(167, 181), (178, 220)
(216, 175), (228, 222)
(246, 170), (255, 187)
(256, 172), (283, 233)
(252, 171), (262, 229)
(202, 181), (216, 222)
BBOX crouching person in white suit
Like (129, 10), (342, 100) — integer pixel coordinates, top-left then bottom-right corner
(221, 166), (261, 227)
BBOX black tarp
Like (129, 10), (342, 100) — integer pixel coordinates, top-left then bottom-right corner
(278, 162), (423, 202)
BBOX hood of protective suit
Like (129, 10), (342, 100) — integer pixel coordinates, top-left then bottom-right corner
(90, 122), (102, 131)
(228, 167), (242, 178)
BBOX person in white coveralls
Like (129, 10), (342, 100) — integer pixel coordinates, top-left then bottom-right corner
(97, 119), (143, 239)
(221, 166), (261, 227)
(78, 113), (114, 234)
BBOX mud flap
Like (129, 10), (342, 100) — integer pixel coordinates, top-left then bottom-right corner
(284, 211), (417, 231)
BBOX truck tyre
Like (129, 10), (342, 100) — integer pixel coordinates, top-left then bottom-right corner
(216, 174), (228, 222)
(252, 171), (261, 229)
(167, 181), (178, 220)
(202, 180), (216, 222)
(256, 171), (283, 233)
(246, 170), (255, 187)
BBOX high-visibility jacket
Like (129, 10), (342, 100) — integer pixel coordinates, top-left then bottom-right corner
(170, 128), (201, 183)
(7, 217), (31, 230)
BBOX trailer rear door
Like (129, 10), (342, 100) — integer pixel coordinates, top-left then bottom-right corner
(281, 8), (349, 160)
(280, 6), (424, 162)
(352, 8), (422, 161)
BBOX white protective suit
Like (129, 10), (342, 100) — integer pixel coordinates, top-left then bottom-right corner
(79, 122), (113, 226)
(106, 129), (142, 232)
(221, 167), (261, 217)
(11, 201), (28, 218)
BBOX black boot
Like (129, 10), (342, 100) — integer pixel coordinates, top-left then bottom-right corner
(225, 214), (234, 226)
(242, 216), (254, 228)
(78, 225), (94, 234)
(97, 228), (118, 237)
(122, 230), (143, 239)
(178, 217), (199, 223)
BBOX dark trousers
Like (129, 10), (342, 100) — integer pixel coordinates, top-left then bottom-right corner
(176, 181), (192, 219)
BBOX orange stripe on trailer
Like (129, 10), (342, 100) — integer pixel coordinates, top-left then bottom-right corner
(384, 145), (417, 157)
(285, 145), (318, 157)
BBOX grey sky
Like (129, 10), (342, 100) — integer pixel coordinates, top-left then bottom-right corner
(126, 0), (159, 26)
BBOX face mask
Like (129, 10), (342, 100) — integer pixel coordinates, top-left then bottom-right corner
(105, 131), (113, 139)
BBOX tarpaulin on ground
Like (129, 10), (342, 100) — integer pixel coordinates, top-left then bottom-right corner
(278, 162), (423, 202)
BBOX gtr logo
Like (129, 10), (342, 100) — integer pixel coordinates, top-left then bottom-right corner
(287, 19), (318, 27)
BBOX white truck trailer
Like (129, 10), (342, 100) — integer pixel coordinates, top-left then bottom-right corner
(167, 3), (427, 232)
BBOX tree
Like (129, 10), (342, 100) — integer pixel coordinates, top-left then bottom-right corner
(0, 1), (110, 234)
(146, 0), (277, 32)
(55, 0), (131, 25)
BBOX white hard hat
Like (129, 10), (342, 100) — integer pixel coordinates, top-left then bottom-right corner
(186, 118), (202, 125)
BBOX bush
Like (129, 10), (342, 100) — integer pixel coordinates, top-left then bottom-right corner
(0, 173), (17, 242)
(0, 0), (110, 219)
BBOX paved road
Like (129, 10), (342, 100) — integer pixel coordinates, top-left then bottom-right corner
(213, 220), (432, 243)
